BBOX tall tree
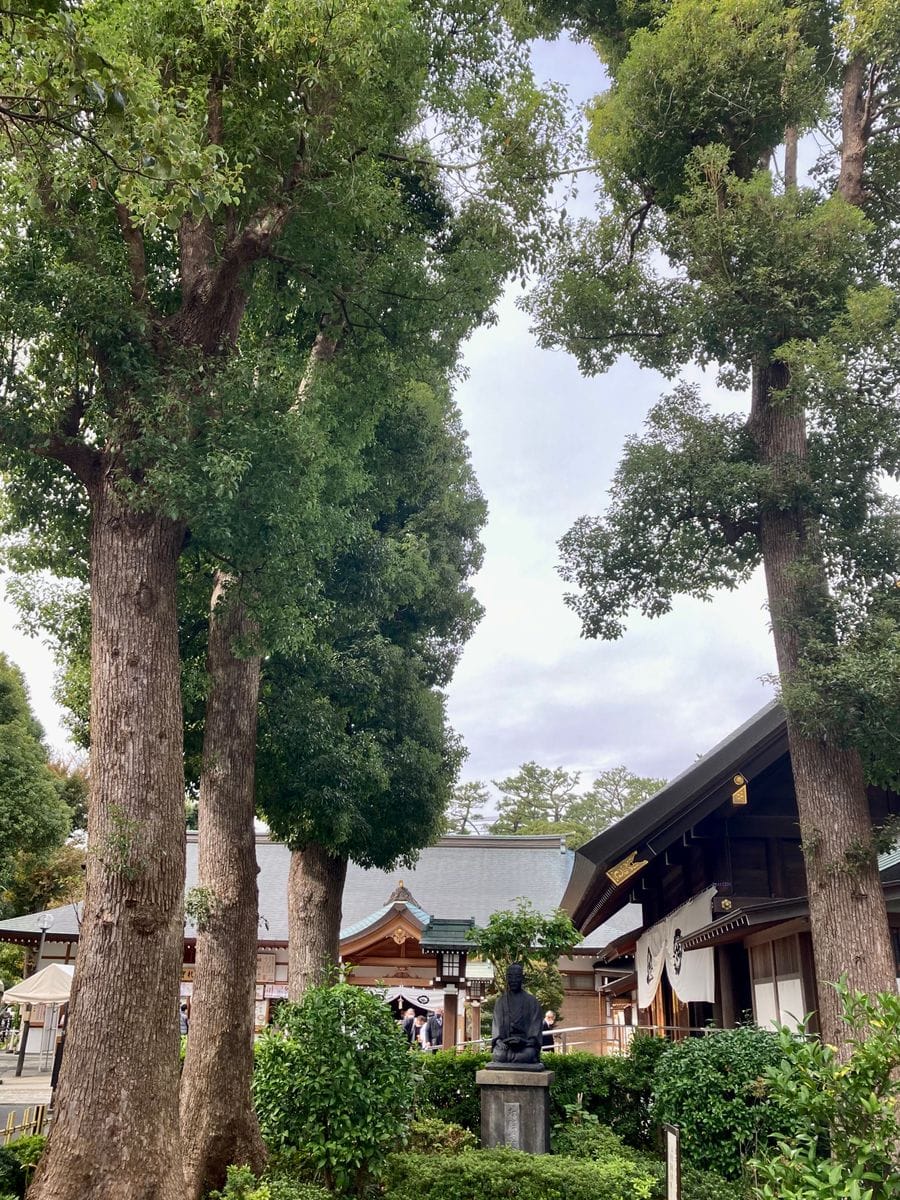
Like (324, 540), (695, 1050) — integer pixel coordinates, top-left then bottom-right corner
(0, 4), (564, 1195)
(447, 781), (491, 833)
(568, 766), (665, 833)
(527, 0), (900, 1045)
(257, 365), (486, 998)
(490, 761), (581, 832)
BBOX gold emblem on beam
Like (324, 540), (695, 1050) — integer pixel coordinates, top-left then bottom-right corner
(391, 927), (409, 945)
(606, 850), (649, 887)
(731, 774), (748, 806)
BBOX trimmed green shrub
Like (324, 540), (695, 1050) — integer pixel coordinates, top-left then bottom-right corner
(552, 1117), (743, 1200)
(416, 1036), (668, 1147)
(407, 1116), (478, 1154)
(414, 1050), (489, 1130)
(544, 1038), (668, 1147)
(252, 984), (413, 1194)
(383, 1148), (660, 1200)
(209, 1165), (331, 1200)
(652, 1026), (784, 1179)
(553, 1116), (636, 1160)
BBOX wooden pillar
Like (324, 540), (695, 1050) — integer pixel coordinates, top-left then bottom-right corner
(443, 987), (459, 1050)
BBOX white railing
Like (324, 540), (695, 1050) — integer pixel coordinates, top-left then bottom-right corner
(455, 1022), (721, 1056)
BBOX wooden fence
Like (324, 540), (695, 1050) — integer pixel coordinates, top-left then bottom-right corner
(2, 1104), (46, 1144)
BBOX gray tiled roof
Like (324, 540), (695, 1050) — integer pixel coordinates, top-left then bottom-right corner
(0, 833), (637, 951)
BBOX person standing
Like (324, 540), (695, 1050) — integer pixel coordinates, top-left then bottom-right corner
(424, 1008), (443, 1053)
(412, 1014), (428, 1049)
(541, 1009), (557, 1052)
(401, 1007), (416, 1043)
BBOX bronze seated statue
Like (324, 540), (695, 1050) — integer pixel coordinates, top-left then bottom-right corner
(487, 963), (545, 1071)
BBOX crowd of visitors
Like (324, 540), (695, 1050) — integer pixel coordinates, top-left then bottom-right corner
(400, 1006), (444, 1051)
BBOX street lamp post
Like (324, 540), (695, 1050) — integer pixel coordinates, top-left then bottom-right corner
(36, 912), (53, 971)
(15, 913), (54, 1077)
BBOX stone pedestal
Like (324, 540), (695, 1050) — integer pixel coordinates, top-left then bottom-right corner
(476, 1068), (554, 1154)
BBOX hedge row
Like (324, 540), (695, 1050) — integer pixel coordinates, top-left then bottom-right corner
(382, 1148), (658, 1200)
(382, 1147), (742, 1200)
(414, 1035), (669, 1148)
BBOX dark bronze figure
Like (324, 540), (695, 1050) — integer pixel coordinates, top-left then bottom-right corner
(489, 963), (544, 1068)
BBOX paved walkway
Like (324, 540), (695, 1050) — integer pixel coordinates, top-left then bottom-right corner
(0, 1053), (53, 1105)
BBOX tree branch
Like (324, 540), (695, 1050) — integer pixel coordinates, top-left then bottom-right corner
(114, 202), (150, 306)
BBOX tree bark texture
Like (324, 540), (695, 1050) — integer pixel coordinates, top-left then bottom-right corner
(837, 54), (870, 207)
(180, 574), (267, 1200)
(30, 476), (187, 1200)
(287, 844), (349, 1001)
(749, 360), (896, 1047)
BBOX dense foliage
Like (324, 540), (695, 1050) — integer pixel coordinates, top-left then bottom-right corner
(382, 1147), (660, 1200)
(752, 988), (900, 1199)
(448, 764), (665, 846)
(0, 655), (72, 895)
(416, 1040), (668, 1149)
(468, 900), (579, 1013)
(251, 985), (413, 1194)
(651, 1026), (785, 1180)
(210, 1166), (331, 1200)
(0, 1136), (46, 1199)
(255, 372), (485, 868)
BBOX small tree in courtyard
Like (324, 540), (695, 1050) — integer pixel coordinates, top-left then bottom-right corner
(469, 900), (578, 1013)
(252, 983), (413, 1195)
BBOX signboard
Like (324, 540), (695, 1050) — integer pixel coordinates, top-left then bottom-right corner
(254, 1000), (269, 1029)
(256, 950), (277, 983)
(264, 984), (289, 1000)
(181, 967), (195, 983)
(664, 1124), (681, 1200)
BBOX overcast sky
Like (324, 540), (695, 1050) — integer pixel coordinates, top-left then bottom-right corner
(0, 34), (779, 797)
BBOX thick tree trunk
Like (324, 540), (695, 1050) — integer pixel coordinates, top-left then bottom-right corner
(287, 844), (348, 1001)
(837, 54), (870, 207)
(30, 477), (187, 1200)
(180, 574), (267, 1200)
(749, 360), (896, 1047)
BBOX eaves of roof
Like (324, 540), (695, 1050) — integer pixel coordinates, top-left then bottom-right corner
(562, 701), (788, 934)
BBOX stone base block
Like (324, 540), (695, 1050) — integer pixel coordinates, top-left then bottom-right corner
(476, 1068), (554, 1154)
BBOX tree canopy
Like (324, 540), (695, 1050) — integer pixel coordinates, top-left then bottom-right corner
(468, 899), (579, 1012)
(0, 654), (72, 892)
(444, 761), (664, 845)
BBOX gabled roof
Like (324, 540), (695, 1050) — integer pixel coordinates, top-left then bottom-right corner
(563, 701), (788, 934)
(340, 900), (431, 942)
(420, 918), (475, 951)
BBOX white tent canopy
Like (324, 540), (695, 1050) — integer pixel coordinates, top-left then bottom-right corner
(4, 963), (74, 1006)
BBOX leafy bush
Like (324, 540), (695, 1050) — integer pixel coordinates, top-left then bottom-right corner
(0, 1135), (47, 1198)
(545, 1037), (669, 1147)
(553, 1115), (635, 1160)
(383, 1148), (660, 1200)
(209, 1165), (332, 1200)
(252, 984), (414, 1194)
(651, 1026), (784, 1178)
(552, 1115), (742, 1200)
(751, 988), (900, 1199)
(414, 1050), (489, 1130)
(406, 1117), (478, 1154)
